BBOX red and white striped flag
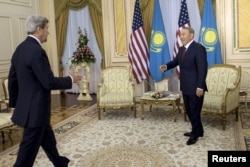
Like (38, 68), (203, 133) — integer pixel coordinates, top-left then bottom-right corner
(128, 0), (150, 84)
(173, 0), (191, 75)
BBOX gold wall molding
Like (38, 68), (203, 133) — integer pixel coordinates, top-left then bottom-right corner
(0, 0), (32, 7)
(233, 0), (250, 52)
(103, 0), (133, 67)
(114, 0), (127, 55)
(102, 0), (145, 100)
(0, 0), (60, 94)
(222, 0), (250, 70)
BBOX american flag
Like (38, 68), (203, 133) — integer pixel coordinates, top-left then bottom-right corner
(173, 0), (191, 75)
(128, 0), (150, 84)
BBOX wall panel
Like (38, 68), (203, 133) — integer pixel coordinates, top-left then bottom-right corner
(102, 0), (146, 100)
(224, 0), (250, 61)
(0, 0), (39, 101)
(103, 0), (133, 67)
(0, 16), (13, 76)
(0, 0), (32, 6)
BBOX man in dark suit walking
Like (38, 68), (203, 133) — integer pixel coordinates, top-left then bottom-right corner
(8, 14), (82, 166)
(160, 27), (208, 145)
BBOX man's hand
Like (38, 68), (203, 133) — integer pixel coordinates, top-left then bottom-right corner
(10, 108), (15, 113)
(70, 71), (82, 83)
(159, 65), (167, 72)
(196, 88), (204, 97)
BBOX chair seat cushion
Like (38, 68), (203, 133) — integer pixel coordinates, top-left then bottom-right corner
(0, 113), (12, 129)
(202, 95), (223, 112)
(99, 92), (134, 106)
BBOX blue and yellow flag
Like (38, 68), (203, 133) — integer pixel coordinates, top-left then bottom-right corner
(199, 0), (223, 66)
(149, 0), (171, 82)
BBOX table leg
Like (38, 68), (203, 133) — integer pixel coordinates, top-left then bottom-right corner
(140, 100), (144, 120)
(172, 101), (177, 122)
(176, 98), (181, 113)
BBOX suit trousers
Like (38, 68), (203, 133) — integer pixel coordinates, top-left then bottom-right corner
(13, 125), (69, 167)
(182, 94), (204, 137)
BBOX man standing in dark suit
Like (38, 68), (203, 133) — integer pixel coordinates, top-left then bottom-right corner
(8, 15), (82, 166)
(160, 27), (208, 145)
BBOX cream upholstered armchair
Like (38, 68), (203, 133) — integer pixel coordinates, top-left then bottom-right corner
(202, 64), (241, 130)
(0, 77), (15, 143)
(97, 66), (136, 119)
(1, 77), (9, 111)
(239, 69), (250, 111)
(0, 113), (13, 144)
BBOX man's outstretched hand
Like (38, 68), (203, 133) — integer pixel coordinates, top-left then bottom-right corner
(70, 71), (82, 83)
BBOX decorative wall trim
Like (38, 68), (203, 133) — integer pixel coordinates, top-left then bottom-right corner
(0, 16), (13, 77)
(0, 0), (31, 7)
(233, 0), (250, 53)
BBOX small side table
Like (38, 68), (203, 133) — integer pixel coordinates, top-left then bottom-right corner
(140, 92), (181, 121)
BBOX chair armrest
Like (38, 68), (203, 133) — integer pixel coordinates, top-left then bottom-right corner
(97, 83), (106, 97)
(129, 81), (135, 86)
(224, 86), (239, 113)
(128, 81), (136, 102)
(128, 81), (135, 93)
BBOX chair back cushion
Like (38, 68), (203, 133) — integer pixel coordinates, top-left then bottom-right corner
(98, 66), (135, 105)
(202, 64), (241, 114)
(102, 66), (131, 94)
(206, 64), (240, 96)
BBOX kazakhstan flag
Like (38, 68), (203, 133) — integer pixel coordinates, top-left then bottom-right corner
(199, 0), (223, 66)
(149, 0), (171, 82)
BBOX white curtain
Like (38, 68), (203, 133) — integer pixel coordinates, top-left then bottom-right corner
(62, 6), (102, 94)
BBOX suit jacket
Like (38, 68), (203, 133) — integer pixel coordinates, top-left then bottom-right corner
(166, 41), (208, 95)
(8, 36), (72, 128)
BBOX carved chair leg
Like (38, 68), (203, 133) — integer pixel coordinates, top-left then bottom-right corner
(235, 108), (239, 121)
(134, 106), (136, 118)
(1, 131), (4, 144)
(7, 129), (13, 144)
(184, 112), (187, 122)
(222, 122), (226, 131)
(222, 114), (226, 130)
(98, 109), (101, 120)
(182, 104), (188, 122)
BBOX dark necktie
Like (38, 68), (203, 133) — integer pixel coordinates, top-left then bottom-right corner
(182, 47), (186, 61)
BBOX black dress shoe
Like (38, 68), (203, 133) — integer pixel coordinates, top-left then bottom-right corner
(184, 132), (203, 137)
(59, 156), (70, 167)
(186, 137), (198, 145)
(184, 132), (191, 137)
